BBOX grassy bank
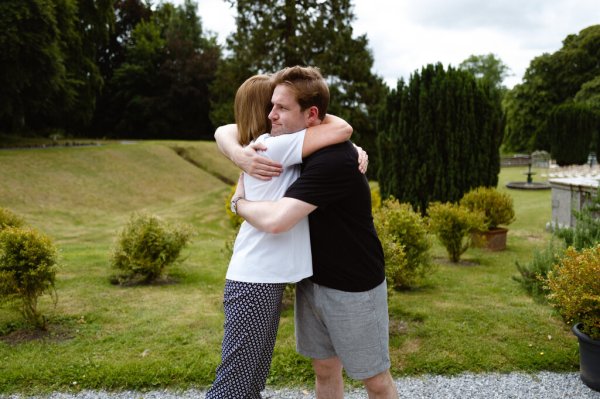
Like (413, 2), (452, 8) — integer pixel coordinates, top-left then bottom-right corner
(0, 144), (576, 394)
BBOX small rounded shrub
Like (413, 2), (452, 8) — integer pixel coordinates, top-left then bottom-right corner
(373, 198), (432, 289)
(460, 187), (515, 229)
(0, 207), (25, 231)
(427, 202), (487, 263)
(545, 244), (600, 340)
(110, 213), (192, 285)
(0, 227), (58, 330)
(378, 228), (409, 290)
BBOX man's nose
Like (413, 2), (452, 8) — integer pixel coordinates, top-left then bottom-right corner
(268, 108), (277, 120)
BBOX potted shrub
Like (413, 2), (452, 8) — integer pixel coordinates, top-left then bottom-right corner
(545, 244), (600, 392)
(427, 202), (486, 263)
(460, 187), (516, 251)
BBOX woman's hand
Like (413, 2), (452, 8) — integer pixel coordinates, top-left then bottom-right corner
(354, 144), (369, 174)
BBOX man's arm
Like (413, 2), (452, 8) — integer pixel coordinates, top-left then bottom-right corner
(231, 173), (316, 233)
(214, 124), (283, 180)
(237, 197), (316, 234)
(302, 114), (352, 157)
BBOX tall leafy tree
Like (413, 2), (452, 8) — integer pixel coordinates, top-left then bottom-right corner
(575, 75), (600, 108)
(92, 0), (152, 135)
(503, 25), (600, 152)
(97, 0), (152, 82)
(572, 76), (600, 159)
(210, 0), (386, 173)
(0, 0), (112, 134)
(548, 103), (597, 165)
(58, 0), (113, 133)
(95, 0), (220, 138)
(459, 53), (511, 90)
(155, 0), (221, 138)
(0, 0), (67, 132)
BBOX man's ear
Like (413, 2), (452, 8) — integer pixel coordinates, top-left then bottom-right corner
(306, 106), (320, 125)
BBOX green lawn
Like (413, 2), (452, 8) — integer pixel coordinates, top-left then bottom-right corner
(0, 144), (577, 395)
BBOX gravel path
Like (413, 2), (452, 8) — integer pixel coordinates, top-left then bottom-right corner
(4, 372), (600, 399)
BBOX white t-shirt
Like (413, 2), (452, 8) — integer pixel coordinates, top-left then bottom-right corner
(226, 130), (312, 283)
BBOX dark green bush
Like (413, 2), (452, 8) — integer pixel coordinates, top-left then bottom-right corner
(110, 213), (192, 285)
(0, 207), (25, 231)
(427, 202), (486, 263)
(373, 198), (433, 289)
(0, 227), (58, 330)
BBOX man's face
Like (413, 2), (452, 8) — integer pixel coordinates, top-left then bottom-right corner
(268, 84), (310, 136)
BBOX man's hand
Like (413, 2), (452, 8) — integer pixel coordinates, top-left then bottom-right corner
(235, 142), (283, 181)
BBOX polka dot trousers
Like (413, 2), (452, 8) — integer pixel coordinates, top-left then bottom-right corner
(205, 280), (287, 399)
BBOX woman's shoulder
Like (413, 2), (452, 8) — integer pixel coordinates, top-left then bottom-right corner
(253, 133), (272, 143)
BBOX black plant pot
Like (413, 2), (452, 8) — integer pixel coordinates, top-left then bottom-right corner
(572, 323), (600, 392)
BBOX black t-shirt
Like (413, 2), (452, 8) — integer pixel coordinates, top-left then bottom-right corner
(284, 141), (385, 292)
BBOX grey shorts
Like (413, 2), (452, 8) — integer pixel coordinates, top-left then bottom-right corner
(294, 278), (391, 380)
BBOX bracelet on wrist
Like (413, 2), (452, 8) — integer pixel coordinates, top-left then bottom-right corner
(230, 196), (244, 214)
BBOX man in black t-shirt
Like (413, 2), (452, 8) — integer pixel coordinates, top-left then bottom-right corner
(285, 141), (385, 291)
(217, 66), (398, 399)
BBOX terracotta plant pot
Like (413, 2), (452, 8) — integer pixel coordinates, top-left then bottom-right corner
(471, 227), (508, 251)
(573, 323), (600, 392)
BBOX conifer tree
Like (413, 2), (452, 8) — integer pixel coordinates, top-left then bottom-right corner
(377, 64), (503, 212)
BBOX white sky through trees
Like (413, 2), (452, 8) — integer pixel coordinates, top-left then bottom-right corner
(170, 0), (600, 88)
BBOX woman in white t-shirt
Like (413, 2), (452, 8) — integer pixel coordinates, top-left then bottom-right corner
(205, 75), (353, 399)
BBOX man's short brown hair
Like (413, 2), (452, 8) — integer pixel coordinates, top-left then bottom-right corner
(272, 66), (329, 121)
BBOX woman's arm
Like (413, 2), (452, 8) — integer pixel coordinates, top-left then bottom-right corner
(301, 114), (352, 158)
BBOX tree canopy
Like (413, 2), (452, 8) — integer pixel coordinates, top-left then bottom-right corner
(210, 0), (387, 173)
(503, 25), (600, 153)
(92, 0), (220, 139)
(459, 53), (511, 90)
(0, 0), (112, 133)
(0, 0), (220, 139)
(1, 0), (386, 144)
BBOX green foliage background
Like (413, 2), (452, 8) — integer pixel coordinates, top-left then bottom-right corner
(210, 0), (387, 176)
(503, 25), (600, 154)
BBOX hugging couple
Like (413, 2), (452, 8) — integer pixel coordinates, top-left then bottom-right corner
(206, 65), (398, 399)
